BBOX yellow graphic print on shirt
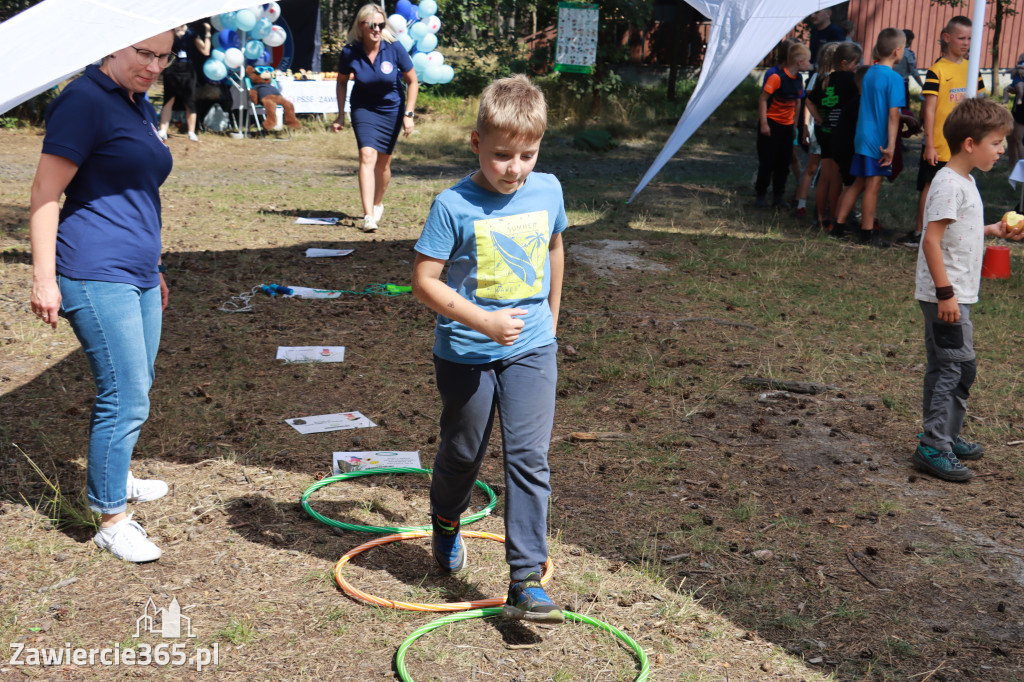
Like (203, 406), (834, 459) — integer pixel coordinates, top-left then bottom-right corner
(474, 211), (549, 300)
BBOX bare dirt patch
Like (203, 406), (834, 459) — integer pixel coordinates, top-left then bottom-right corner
(2, 122), (1023, 681)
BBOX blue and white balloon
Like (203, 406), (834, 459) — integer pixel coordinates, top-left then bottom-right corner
(244, 40), (265, 59)
(210, 48), (226, 62)
(397, 33), (414, 52)
(415, 32), (437, 53)
(426, 50), (444, 66)
(263, 2), (281, 22)
(234, 9), (257, 32)
(424, 15), (441, 33)
(411, 52), (430, 73)
(223, 47), (244, 68)
(219, 11), (237, 29)
(417, 0), (438, 19)
(262, 25), (287, 47)
(251, 17), (273, 39)
(409, 21), (429, 41)
(203, 58), (228, 81)
(388, 14), (407, 34)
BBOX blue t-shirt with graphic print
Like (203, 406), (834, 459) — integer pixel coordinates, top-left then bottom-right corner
(415, 172), (568, 364)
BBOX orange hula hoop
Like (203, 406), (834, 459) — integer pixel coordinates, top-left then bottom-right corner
(333, 530), (555, 612)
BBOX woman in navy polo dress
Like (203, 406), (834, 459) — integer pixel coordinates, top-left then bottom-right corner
(332, 3), (419, 232)
(29, 31), (176, 563)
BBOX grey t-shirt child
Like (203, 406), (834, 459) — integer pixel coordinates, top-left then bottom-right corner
(915, 166), (985, 304)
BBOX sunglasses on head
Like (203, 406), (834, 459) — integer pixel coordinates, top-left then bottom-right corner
(365, 21), (386, 30)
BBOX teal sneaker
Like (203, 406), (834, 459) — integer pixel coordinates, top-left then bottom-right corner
(503, 573), (564, 623)
(912, 444), (973, 482)
(916, 433), (985, 461)
(431, 513), (465, 573)
(952, 436), (985, 461)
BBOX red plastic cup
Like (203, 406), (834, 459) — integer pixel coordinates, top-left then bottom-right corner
(981, 245), (1011, 279)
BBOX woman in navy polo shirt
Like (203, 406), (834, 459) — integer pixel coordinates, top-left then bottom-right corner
(29, 31), (176, 563)
(332, 4), (419, 232)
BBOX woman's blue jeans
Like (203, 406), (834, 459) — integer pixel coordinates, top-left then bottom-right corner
(59, 276), (161, 514)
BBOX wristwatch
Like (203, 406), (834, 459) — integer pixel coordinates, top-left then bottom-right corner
(404, 111), (415, 119)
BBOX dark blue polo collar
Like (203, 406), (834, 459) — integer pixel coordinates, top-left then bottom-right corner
(83, 63), (141, 105)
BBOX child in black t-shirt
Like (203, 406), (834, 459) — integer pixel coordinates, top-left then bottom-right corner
(829, 64), (870, 237)
(810, 42), (863, 233)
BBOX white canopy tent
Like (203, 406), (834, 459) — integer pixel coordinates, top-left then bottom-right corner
(0, 0), (266, 115)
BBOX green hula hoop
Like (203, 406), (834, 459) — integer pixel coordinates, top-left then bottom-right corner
(395, 607), (650, 682)
(300, 467), (497, 534)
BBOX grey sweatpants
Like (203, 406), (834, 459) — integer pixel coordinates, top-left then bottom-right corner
(919, 301), (976, 452)
(430, 343), (557, 581)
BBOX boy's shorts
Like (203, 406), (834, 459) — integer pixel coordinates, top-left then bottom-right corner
(916, 157), (947, 192)
(849, 153), (892, 178)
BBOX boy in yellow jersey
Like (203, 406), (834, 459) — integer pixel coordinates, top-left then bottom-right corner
(898, 15), (985, 247)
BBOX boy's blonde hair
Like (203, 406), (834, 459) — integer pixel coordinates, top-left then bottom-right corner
(786, 43), (810, 66)
(939, 15), (971, 54)
(944, 98), (1013, 155)
(476, 75), (547, 140)
(875, 27), (906, 59)
(347, 4), (395, 44)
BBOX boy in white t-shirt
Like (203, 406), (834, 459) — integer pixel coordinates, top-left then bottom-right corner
(914, 98), (1019, 481)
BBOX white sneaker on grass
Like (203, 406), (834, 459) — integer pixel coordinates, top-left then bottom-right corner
(126, 471), (168, 504)
(157, 130), (168, 141)
(362, 214), (378, 232)
(188, 132), (199, 142)
(372, 204), (384, 222)
(94, 514), (161, 563)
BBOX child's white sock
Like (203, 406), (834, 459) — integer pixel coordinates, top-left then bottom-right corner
(797, 199), (807, 209)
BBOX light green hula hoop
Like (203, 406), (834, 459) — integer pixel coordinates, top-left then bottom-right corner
(394, 607), (651, 682)
(300, 467), (497, 534)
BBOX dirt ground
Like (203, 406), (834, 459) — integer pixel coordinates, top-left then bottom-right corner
(1, 117), (1023, 682)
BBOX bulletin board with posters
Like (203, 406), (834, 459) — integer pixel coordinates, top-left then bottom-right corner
(554, 2), (599, 74)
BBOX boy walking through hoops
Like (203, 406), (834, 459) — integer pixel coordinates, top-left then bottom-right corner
(412, 75), (567, 622)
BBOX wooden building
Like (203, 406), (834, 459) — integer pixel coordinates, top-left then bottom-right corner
(618, 0), (1024, 78)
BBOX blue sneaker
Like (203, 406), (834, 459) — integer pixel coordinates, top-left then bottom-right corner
(431, 513), (465, 573)
(952, 436), (985, 461)
(912, 444), (973, 482)
(503, 573), (564, 623)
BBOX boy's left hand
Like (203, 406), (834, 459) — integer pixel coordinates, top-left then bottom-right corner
(878, 145), (894, 167)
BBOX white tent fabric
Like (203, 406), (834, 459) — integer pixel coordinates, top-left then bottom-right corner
(0, 0), (265, 115)
(628, 0), (845, 203)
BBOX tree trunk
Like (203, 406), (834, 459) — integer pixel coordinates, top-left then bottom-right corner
(991, 0), (1004, 97)
(667, 17), (680, 100)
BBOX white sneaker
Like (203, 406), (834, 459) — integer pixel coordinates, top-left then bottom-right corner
(94, 514), (162, 562)
(126, 471), (168, 503)
(362, 215), (378, 232)
(372, 204), (384, 222)
(157, 130), (168, 141)
(188, 132), (199, 142)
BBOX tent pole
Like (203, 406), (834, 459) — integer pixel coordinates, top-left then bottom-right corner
(966, 0), (985, 97)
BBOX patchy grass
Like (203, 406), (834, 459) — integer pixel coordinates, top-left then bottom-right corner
(2, 81), (1024, 680)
